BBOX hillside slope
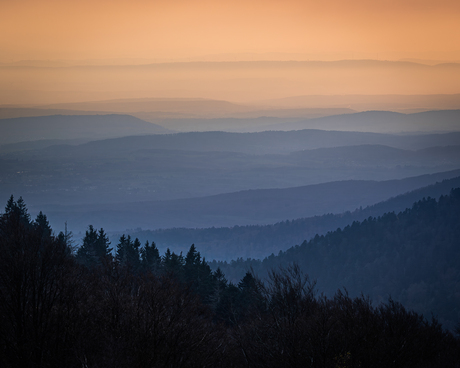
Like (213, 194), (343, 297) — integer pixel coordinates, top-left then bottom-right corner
(114, 175), (460, 260)
(29, 171), (460, 234)
(213, 188), (460, 330)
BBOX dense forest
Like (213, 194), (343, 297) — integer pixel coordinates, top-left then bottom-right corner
(1, 195), (460, 367)
(212, 189), (460, 331)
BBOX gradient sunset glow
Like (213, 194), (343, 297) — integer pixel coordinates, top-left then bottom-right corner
(1, 0), (460, 105)
(2, 0), (460, 62)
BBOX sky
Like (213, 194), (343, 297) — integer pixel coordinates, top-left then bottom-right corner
(1, 0), (460, 63)
(1, 0), (460, 105)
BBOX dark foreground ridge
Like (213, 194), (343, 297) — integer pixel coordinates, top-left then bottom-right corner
(1, 195), (459, 367)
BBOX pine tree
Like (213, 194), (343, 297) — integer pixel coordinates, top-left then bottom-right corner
(4, 195), (15, 215)
(34, 211), (52, 239)
(210, 267), (229, 310)
(116, 235), (140, 270)
(76, 226), (111, 268)
(3, 195), (31, 226)
(184, 244), (215, 303)
(16, 197), (30, 223)
(185, 244), (201, 268)
(0, 197), (80, 367)
(96, 228), (112, 261)
(141, 240), (161, 273)
(76, 225), (99, 268)
(163, 248), (184, 277)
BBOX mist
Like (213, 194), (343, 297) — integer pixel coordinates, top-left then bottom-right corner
(2, 60), (460, 105)
(2, 0), (460, 365)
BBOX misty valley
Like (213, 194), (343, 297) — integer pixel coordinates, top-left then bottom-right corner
(1, 100), (460, 367)
(4, 0), (460, 364)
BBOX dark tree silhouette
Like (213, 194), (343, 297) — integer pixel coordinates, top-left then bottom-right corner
(76, 225), (112, 268)
(1, 195), (459, 368)
(0, 196), (83, 368)
(140, 240), (161, 273)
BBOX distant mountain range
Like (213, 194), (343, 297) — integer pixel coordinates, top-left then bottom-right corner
(259, 93), (460, 112)
(2, 108), (460, 136)
(1, 114), (459, 239)
(266, 110), (460, 133)
(0, 114), (172, 145)
(0, 104), (356, 132)
(5, 125), (459, 154)
(2, 126), (460, 225)
(2, 60), (460, 105)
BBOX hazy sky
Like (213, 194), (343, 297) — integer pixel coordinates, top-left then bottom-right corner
(1, 0), (460, 62)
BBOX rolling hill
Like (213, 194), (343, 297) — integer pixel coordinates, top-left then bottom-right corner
(266, 110), (460, 133)
(0, 114), (172, 145)
(11, 128), (460, 156)
(210, 188), (460, 330)
(97, 175), (460, 262)
(28, 170), (460, 237)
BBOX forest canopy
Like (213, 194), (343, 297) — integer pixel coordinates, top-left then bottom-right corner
(0, 194), (459, 367)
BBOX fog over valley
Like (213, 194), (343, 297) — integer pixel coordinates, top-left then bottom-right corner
(2, 1), (460, 365)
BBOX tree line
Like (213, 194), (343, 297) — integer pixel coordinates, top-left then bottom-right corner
(0, 195), (459, 367)
(121, 176), (460, 261)
(212, 188), (460, 331)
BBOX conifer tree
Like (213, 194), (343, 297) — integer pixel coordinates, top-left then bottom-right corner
(3, 195), (31, 226)
(77, 225), (111, 268)
(116, 235), (141, 270)
(185, 244), (201, 267)
(96, 227), (112, 260)
(210, 267), (229, 310)
(16, 196), (30, 223)
(0, 197), (80, 367)
(34, 211), (52, 239)
(77, 225), (98, 267)
(141, 240), (161, 272)
(163, 248), (184, 277)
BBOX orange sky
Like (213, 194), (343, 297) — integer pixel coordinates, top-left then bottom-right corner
(1, 0), (460, 62)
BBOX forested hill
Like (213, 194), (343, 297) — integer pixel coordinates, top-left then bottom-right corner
(1, 196), (459, 367)
(125, 175), (460, 260)
(212, 188), (460, 330)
